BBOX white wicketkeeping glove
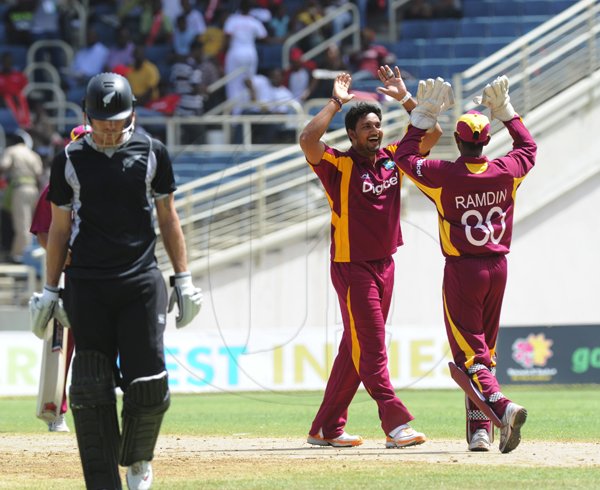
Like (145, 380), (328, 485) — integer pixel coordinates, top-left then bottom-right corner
(168, 272), (203, 328)
(473, 75), (516, 121)
(29, 285), (71, 339)
(410, 77), (454, 130)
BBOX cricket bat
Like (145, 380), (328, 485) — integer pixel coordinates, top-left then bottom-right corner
(448, 362), (502, 428)
(36, 319), (69, 423)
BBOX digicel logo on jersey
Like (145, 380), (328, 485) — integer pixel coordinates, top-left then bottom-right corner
(362, 176), (399, 195)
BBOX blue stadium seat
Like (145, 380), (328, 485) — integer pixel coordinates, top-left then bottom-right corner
(428, 19), (460, 39)
(454, 40), (483, 59)
(459, 18), (490, 38)
(145, 44), (173, 65)
(0, 108), (19, 134)
(522, 1), (552, 16)
(462, 1), (492, 17)
(385, 40), (423, 61)
(257, 43), (282, 70)
(400, 20), (431, 40)
(488, 21), (520, 38)
(492, 2), (523, 17)
(0, 45), (28, 70)
(481, 38), (512, 56)
(423, 42), (452, 59)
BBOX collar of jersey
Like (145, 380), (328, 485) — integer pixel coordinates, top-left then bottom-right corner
(348, 146), (390, 167)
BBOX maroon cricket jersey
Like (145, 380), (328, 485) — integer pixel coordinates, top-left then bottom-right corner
(309, 144), (404, 262)
(394, 116), (536, 257)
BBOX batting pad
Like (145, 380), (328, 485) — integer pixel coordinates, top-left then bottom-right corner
(69, 350), (122, 490)
(119, 371), (170, 466)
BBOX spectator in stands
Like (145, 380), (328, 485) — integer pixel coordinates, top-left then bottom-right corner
(0, 130), (43, 264)
(223, 0), (268, 104)
(31, 0), (61, 41)
(27, 98), (64, 168)
(67, 26), (110, 89)
(293, 0), (325, 52)
(249, 2), (272, 24)
(106, 25), (136, 73)
(4, 0), (36, 45)
(267, 3), (290, 41)
(350, 28), (396, 80)
(284, 48), (318, 103)
(140, 0), (173, 47)
(0, 52), (31, 128)
(201, 8), (228, 67)
(312, 43), (348, 99)
(324, 0), (352, 37)
(171, 39), (220, 144)
(432, 0), (463, 18)
(126, 44), (161, 106)
(173, 13), (198, 58)
(240, 68), (296, 143)
(404, 0), (433, 19)
(181, 0), (207, 38)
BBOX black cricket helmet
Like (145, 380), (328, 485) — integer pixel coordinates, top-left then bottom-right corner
(83, 72), (136, 120)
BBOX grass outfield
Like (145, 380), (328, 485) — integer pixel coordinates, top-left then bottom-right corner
(1, 386), (599, 489)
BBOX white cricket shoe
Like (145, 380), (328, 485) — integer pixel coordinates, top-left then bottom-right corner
(48, 414), (70, 432)
(307, 429), (363, 447)
(468, 428), (491, 452)
(499, 402), (527, 454)
(127, 460), (153, 490)
(386, 424), (426, 448)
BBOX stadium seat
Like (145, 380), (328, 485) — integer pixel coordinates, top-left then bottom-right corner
(423, 42), (452, 59)
(400, 20), (431, 40)
(462, 1), (492, 17)
(459, 19), (490, 38)
(522, 1), (552, 16)
(0, 108), (19, 134)
(454, 40), (483, 59)
(428, 19), (460, 39)
(257, 44), (283, 70)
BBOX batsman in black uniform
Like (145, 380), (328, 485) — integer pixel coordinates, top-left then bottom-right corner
(29, 72), (202, 489)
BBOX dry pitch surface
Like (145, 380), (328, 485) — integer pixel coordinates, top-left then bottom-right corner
(1, 435), (599, 486)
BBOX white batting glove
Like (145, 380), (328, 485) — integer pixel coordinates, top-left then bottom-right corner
(473, 75), (516, 121)
(410, 77), (454, 130)
(29, 285), (70, 339)
(168, 272), (203, 328)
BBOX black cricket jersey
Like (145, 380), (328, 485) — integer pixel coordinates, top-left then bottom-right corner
(48, 133), (177, 279)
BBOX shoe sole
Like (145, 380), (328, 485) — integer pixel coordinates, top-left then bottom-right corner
(500, 408), (528, 454)
(307, 435), (363, 448)
(385, 435), (427, 449)
(468, 443), (491, 452)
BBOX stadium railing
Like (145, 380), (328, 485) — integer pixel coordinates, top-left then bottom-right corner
(152, 0), (600, 276)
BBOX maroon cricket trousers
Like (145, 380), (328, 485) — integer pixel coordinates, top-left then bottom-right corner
(310, 257), (413, 438)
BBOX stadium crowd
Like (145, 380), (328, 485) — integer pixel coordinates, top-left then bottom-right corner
(0, 0), (463, 264)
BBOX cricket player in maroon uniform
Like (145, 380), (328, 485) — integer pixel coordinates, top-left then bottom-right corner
(299, 67), (445, 448)
(30, 125), (91, 432)
(394, 75), (536, 453)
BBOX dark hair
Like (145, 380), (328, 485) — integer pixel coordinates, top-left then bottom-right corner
(344, 102), (382, 132)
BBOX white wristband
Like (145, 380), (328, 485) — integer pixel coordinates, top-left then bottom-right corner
(399, 92), (412, 105)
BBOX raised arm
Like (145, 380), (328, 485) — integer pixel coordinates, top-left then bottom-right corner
(376, 65), (445, 154)
(298, 72), (354, 164)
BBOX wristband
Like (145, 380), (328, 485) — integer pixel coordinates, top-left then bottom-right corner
(330, 96), (343, 112)
(399, 91), (412, 105)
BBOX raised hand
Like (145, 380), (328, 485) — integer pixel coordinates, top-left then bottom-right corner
(332, 72), (355, 104)
(410, 77), (454, 130)
(376, 65), (410, 102)
(473, 75), (516, 121)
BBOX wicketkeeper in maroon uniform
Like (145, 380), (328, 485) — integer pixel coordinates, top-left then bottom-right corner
(299, 67), (445, 448)
(394, 75), (536, 453)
